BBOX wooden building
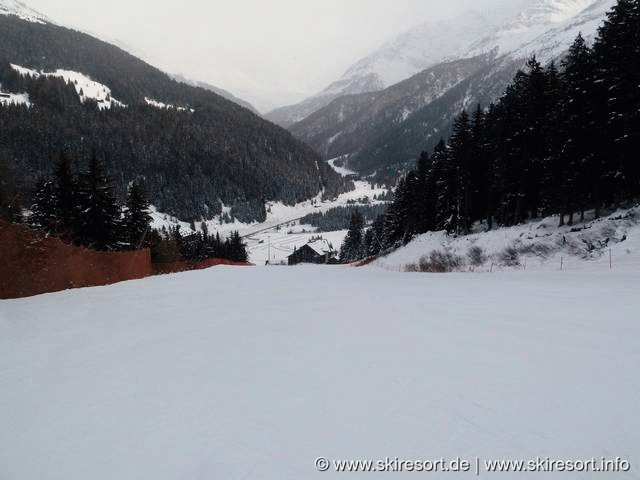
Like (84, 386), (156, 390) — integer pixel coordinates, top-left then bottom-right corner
(288, 239), (337, 265)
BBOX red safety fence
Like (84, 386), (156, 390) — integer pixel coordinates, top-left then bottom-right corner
(0, 221), (253, 299)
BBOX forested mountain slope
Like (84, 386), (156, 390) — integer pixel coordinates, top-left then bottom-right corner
(0, 14), (347, 222)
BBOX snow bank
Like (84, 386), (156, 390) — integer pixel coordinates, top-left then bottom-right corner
(1, 265), (638, 479)
(374, 206), (640, 273)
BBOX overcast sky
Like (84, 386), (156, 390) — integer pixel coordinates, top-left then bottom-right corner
(23, 0), (530, 112)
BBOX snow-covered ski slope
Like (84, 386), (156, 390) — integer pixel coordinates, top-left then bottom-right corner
(1, 263), (638, 479)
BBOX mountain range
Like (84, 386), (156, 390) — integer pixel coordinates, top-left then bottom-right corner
(267, 0), (617, 181)
(0, 2), (347, 222)
(0, 0), (622, 221)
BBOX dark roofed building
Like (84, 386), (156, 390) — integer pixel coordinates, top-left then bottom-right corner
(288, 239), (337, 265)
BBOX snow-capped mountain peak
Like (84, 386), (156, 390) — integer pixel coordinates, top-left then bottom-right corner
(321, 11), (499, 97)
(467, 0), (616, 62)
(266, 0), (612, 126)
(0, 0), (48, 24)
(518, 0), (596, 24)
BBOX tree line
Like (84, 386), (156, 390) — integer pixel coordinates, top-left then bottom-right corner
(340, 0), (640, 261)
(16, 152), (248, 263)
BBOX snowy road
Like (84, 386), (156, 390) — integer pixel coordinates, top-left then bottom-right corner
(1, 266), (638, 479)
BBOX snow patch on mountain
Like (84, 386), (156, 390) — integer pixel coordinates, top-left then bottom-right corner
(144, 97), (193, 112)
(321, 11), (499, 97)
(467, 0), (616, 62)
(327, 156), (357, 177)
(0, 0), (48, 24)
(11, 64), (125, 109)
(504, 0), (617, 62)
(0, 90), (29, 106)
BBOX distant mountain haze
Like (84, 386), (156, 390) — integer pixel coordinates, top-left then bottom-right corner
(273, 0), (616, 182)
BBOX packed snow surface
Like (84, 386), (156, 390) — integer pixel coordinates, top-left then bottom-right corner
(1, 263), (638, 479)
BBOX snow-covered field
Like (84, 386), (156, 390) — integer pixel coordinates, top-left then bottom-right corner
(1, 263), (638, 479)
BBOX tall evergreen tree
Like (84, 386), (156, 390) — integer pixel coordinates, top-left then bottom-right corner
(447, 110), (473, 234)
(363, 214), (385, 257)
(226, 231), (248, 262)
(340, 209), (364, 260)
(54, 153), (81, 237)
(469, 104), (489, 224)
(593, 0), (640, 200)
(29, 178), (58, 232)
(0, 152), (22, 222)
(74, 153), (121, 250)
(557, 33), (599, 223)
(427, 138), (451, 231)
(123, 180), (152, 249)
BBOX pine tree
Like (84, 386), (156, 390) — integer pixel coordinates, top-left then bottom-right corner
(29, 154), (81, 237)
(0, 153), (22, 223)
(382, 178), (411, 247)
(54, 153), (81, 237)
(123, 180), (152, 249)
(593, 0), (640, 200)
(74, 153), (121, 250)
(29, 178), (58, 231)
(414, 151), (431, 234)
(340, 209), (364, 261)
(446, 111), (473, 234)
(226, 231), (248, 262)
(363, 214), (385, 257)
(427, 138), (451, 231)
(469, 104), (489, 224)
(557, 33), (599, 223)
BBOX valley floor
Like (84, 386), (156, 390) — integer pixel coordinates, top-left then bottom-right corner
(1, 264), (638, 479)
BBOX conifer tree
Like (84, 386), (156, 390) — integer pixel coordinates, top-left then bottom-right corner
(0, 153), (22, 223)
(340, 209), (364, 260)
(556, 34), (599, 223)
(427, 139), (451, 231)
(29, 178), (58, 232)
(30, 154), (81, 237)
(74, 153), (121, 249)
(54, 153), (81, 237)
(124, 180), (152, 249)
(227, 231), (248, 262)
(593, 0), (640, 200)
(363, 214), (385, 257)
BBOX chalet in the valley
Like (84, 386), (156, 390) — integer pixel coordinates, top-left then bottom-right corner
(288, 239), (337, 265)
